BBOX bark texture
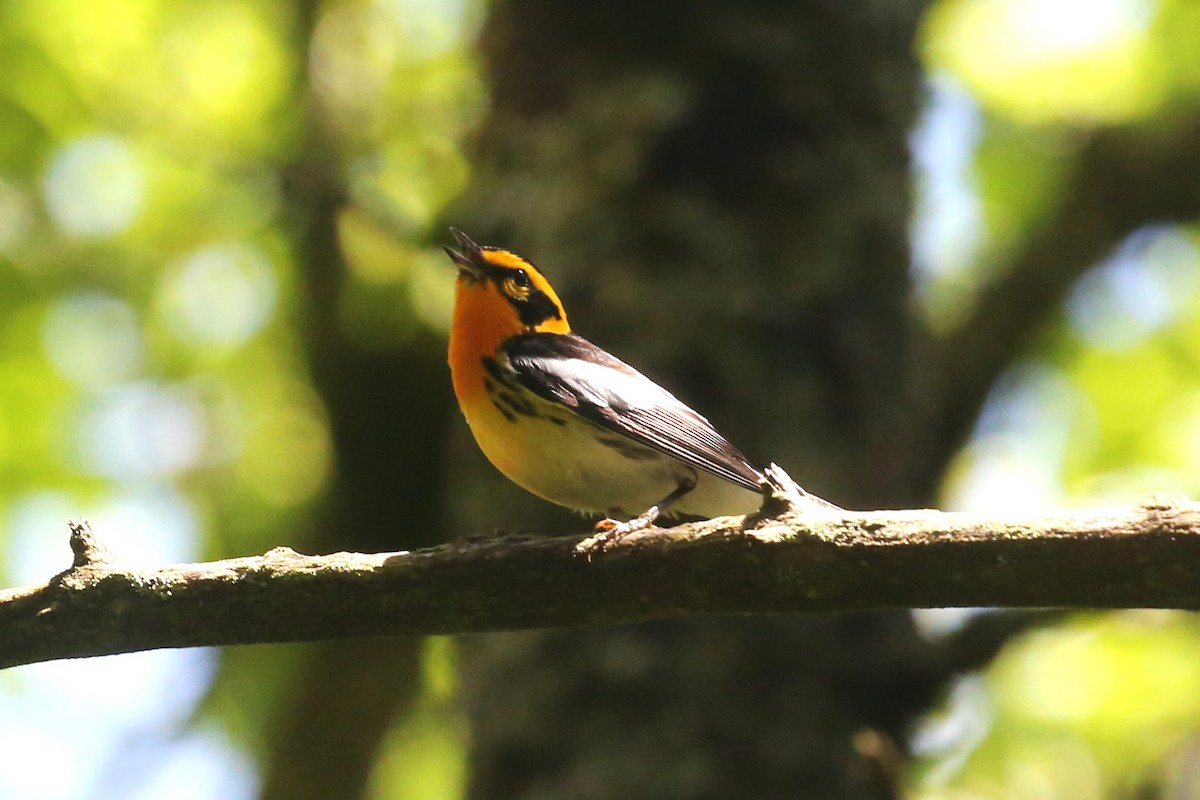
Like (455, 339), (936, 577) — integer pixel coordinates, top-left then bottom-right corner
(5, 496), (1198, 671)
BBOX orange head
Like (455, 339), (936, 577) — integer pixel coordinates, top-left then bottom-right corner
(444, 228), (571, 401)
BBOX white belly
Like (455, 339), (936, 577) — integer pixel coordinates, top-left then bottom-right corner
(464, 390), (761, 519)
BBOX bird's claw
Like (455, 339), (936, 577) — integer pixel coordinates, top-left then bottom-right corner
(574, 517), (648, 557)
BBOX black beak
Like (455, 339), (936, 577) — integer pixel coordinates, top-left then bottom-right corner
(443, 227), (487, 280)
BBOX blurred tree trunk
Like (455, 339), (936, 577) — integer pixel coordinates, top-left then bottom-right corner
(257, 153), (451, 799)
(251, 3), (454, 798)
(451, 2), (948, 797)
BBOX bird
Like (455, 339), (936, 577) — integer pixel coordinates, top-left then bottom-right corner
(443, 228), (835, 549)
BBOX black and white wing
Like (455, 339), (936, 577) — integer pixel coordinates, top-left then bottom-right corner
(502, 332), (762, 491)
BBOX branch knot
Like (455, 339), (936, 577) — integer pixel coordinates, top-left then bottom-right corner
(68, 519), (115, 569)
(747, 463), (844, 527)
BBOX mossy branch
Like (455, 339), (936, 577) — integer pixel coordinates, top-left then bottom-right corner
(2, 491), (1198, 670)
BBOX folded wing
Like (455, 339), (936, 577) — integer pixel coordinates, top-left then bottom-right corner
(503, 332), (762, 492)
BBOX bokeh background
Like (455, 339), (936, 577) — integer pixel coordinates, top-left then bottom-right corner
(2, 0), (1200, 798)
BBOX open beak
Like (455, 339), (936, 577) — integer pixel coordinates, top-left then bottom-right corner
(443, 227), (487, 281)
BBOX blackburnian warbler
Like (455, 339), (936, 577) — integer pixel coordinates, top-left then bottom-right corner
(444, 228), (831, 546)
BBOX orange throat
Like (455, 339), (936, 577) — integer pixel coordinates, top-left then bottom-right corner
(448, 277), (567, 405)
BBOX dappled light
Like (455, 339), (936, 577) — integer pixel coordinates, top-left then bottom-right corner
(161, 244), (279, 347)
(911, 74), (985, 324)
(942, 363), (1081, 511)
(1, 0), (480, 794)
(2, 0), (1200, 798)
(915, 614), (1200, 799)
(1066, 228), (1200, 351)
(237, 401), (332, 508)
(912, 0), (1200, 795)
(923, 0), (1161, 122)
(42, 293), (143, 386)
(77, 382), (207, 479)
(21, 0), (293, 154)
(0, 648), (248, 800)
(43, 135), (145, 237)
(310, 0), (472, 117)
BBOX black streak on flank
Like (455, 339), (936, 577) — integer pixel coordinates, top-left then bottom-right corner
(481, 356), (538, 423)
(498, 391), (540, 419)
(596, 434), (662, 462)
(491, 399), (518, 423)
(482, 357), (518, 390)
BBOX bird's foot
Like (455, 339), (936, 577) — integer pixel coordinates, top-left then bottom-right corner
(574, 513), (655, 557)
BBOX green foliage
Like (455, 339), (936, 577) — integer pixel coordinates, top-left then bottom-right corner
(916, 0), (1200, 797)
(915, 613), (1200, 800)
(366, 637), (464, 800)
(0, 0), (480, 796)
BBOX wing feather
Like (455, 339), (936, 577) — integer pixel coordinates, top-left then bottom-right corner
(503, 333), (762, 491)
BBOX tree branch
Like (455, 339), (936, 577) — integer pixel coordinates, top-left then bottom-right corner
(3, 493), (1199, 671)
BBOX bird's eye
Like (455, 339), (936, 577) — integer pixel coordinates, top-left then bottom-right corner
(500, 268), (534, 301)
